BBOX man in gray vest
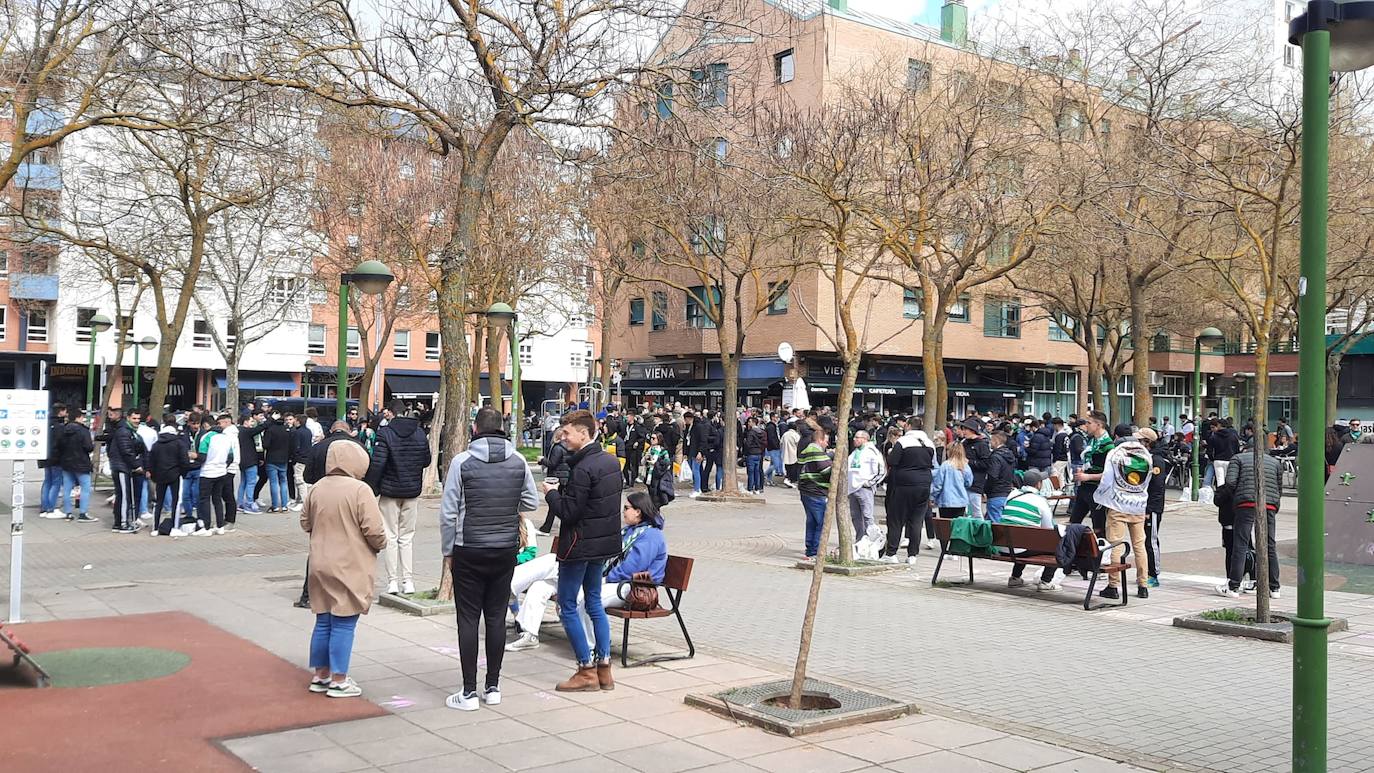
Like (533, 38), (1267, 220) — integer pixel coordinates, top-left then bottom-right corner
(440, 407), (539, 712)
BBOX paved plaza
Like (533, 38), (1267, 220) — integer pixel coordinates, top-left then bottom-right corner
(6, 463), (1374, 772)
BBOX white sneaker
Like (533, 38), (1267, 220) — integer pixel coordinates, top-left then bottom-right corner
(289, 502), (303, 512)
(689, 491), (701, 499)
(905, 556), (919, 565)
(39, 511), (63, 519)
(483, 687), (501, 706)
(1008, 576), (1027, 588)
(139, 512), (153, 522)
(150, 529), (161, 537)
(180, 524), (198, 536)
(327, 678), (362, 698)
(924, 538), (939, 550)
(214, 527), (226, 535)
(505, 633), (540, 652)
(506, 609), (517, 628)
(446, 690), (479, 711)
(879, 555), (898, 564)
(402, 579), (415, 594)
(1271, 589), (1282, 599)
(1241, 580), (1257, 594)
(192, 527), (212, 537)
(386, 581), (399, 595)
(1036, 579), (1062, 592)
(1215, 584), (1240, 599)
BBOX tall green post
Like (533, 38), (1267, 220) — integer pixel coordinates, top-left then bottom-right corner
(337, 282), (351, 421)
(133, 345), (141, 410)
(85, 334), (98, 416)
(1293, 22), (1332, 773)
(509, 326), (521, 445)
(1191, 339), (1202, 501)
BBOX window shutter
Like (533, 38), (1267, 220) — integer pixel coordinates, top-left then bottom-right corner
(983, 299), (1001, 336)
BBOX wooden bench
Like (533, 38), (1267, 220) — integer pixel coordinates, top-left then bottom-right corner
(930, 518), (1130, 610)
(605, 555), (696, 668)
(1047, 474), (1074, 516)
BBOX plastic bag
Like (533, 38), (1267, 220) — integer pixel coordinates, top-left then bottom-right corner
(677, 463), (694, 483)
(1197, 486), (1214, 506)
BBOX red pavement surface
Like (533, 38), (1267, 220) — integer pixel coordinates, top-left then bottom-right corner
(0, 611), (384, 772)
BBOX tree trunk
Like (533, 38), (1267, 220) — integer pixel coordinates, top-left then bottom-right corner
(789, 354), (860, 706)
(225, 351), (240, 417)
(1252, 344), (1272, 624)
(422, 376), (445, 495)
(717, 354), (742, 496)
(148, 228), (207, 412)
(1085, 340), (1103, 416)
(921, 304), (947, 426)
(1128, 280), (1153, 427)
(470, 320), (486, 408)
(1326, 351), (1342, 425)
(599, 275), (622, 408)
(1102, 366), (1121, 423)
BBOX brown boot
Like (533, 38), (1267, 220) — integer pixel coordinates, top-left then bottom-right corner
(596, 660), (615, 691)
(555, 664), (600, 692)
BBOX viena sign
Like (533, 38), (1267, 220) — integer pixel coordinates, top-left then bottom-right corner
(627, 360), (696, 382)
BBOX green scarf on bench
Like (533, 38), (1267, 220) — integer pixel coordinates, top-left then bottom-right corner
(948, 516), (996, 557)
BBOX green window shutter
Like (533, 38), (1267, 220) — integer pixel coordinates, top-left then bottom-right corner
(983, 299), (1002, 336)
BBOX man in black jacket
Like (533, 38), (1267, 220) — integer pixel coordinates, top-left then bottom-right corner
(366, 401), (433, 595)
(621, 413), (646, 488)
(38, 403), (68, 519)
(984, 432), (1019, 522)
(304, 422), (359, 485)
(56, 414), (96, 523)
(236, 414), (267, 513)
(105, 407), (146, 534)
(765, 413), (784, 487)
(545, 409), (623, 693)
(681, 411), (709, 497)
(258, 414), (293, 512)
(957, 417), (992, 519)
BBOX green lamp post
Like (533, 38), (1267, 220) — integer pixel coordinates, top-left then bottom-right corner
(133, 336), (158, 410)
(1190, 327), (1225, 501)
(1288, 3), (1374, 769)
(336, 260), (394, 420)
(485, 302), (519, 442)
(85, 313), (113, 416)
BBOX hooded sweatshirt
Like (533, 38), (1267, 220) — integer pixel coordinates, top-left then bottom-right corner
(198, 427), (237, 479)
(149, 426), (188, 484)
(440, 432), (538, 555)
(302, 440), (387, 616)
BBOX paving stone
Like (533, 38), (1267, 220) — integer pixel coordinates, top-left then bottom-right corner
(522, 755), (639, 773)
(597, 693), (691, 720)
(564, 720), (673, 753)
(478, 734), (596, 770)
(223, 727), (336, 761)
(883, 717), (1008, 749)
(517, 705), (622, 734)
(882, 750), (1016, 773)
(745, 745), (869, 773)
(381, 750), (509, 773)
(609, 739), (729, 772)
(958, 737), (1081, 770)
(399, 705), (505, 732)
(434, 716), (548, 749)
(635, 708), (740, 738)
(317, 715), (422, 745)
(343, 731), (462, 767)
(816, 732), (939, 764)
(687, 726), (803, 758)
(252, 745), (374, 773)
(1031, 759), (1154, 773)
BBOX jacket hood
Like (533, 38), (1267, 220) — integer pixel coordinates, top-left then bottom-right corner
(468, 434), (514, 463)
(154, 431), (180, 444)
(325, 438), (371, 479)
(389, 415), (419, 438)
(899, 429), (934, 448)
(158, 426), (179, 437)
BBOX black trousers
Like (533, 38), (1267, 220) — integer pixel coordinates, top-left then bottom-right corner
(1068, 484), (1106, 534)
(154, 480), (181, 530)
(702, 455), (719, 492)
(1145, 509), (1163, 579)
(452, 548), (517, 693)
(884, 482), (930, 557)
(198, 475), (229, 528)
(1011, 559), (1056, 583)
(254, 463), (269, 499)
(623, 451), (642, 486)
(113, 471), (141, 529)
(1228, 506), (1279, 592)
(221, 473), (236, 523)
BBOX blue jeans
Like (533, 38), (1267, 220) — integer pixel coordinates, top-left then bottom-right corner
(61, 470), (92, 515)
(238, 465), (259, 509)
(689, 458), (704, 493)
(266, 463), (288, 509)
(41, 466), (64, 512)
(986, 496), (1008, 523)
(801, 493), (827, 557)
(557, 560), (609, 664)
(746, 454), (763, 491)
(181, 470), (201, 517)
(1202, 462), (1215, 488)
(309, 613), (359, 675)
(768, 450), (784, 482)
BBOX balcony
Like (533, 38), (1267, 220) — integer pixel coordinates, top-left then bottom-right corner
(7, 273), (59, 301)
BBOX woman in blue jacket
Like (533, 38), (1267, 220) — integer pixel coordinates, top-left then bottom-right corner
(603, 491), (668, 608)
(929, 441), (975, 518)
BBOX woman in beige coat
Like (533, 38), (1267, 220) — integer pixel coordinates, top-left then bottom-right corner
(301, 440), (387, 698)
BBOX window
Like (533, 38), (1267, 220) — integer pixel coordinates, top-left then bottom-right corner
(692, 63), (729, 107)
(988, 231), (1013, 266)
(430, 158), (444, 178)
(903, 288), (922, 319)
(651, 291), (668, 331)
(1099, 118), (1112, 137)
(990, 79), (1025, 115)
(774, 49), (795, 83)
(1056, 100), (1088, 140)
(983, 297), (1022, 338)
(767, 281), (790, 315)
(117, 314), (134, 344)
(1284, 44), (1296, 67)
(346, 233), (361, 259)
(1287, 1), (1302, 21)
(1117, 375), (1134, 396)
(268, 276), (301, 305)
(428, 209), (445, 226)
(26, 309), (47, 343)
(570, 350), (584, 369)
(569, 313), (586, 328)
(226, 320), (238, 351)
(308, 279), (327, 305)
(519, 343), (533, 366)
(76, 307), (96, 343)
(307, 324), (326, 355)
(686, 285), (719, 329)
(346, 327), (360, 357)
(193, 319), (211, 349)
(709, 137), (728, 163)
(0, 250), (7, 277)
(396, 286), (412, 311)
(393, 329), (410, 359)
(950, 71), (975, 99)
(690, 215), (726, 254)
(949, 294), (971, 323)
(906, 58), (931, 92)
(0, 306), (6, 340)
(629, 297), (645, 326)
(655, 80), (674, 119)
(398, 159), (415, 180)
(1049, 314), (1076, 341)
(425, 331), (440, 360)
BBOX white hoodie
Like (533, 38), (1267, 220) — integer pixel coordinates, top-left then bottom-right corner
(848, 442), (887, 490)
(198, 429), (237, 479)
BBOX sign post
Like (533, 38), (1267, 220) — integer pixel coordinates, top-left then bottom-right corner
(2, 389), (50, 623)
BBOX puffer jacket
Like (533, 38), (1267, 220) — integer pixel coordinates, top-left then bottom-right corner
(56, 422), (95, 474)
(148, 428), (188, 484)
(260, 420), (292, 465)
(1026, 426), (1054, 470)
(985, 446), (1019, 499)
(742, 426), (767, 455)
(41, 417), (65, 468)
(105, 419), (144, 474)
(964, 435), (992, 494)
(365, 416), (432, 498)
(305, 431), (361, 485)
(440, 432), (537, 555)
(547, 442), (623, 562)
(1225, 452), (1283, 511)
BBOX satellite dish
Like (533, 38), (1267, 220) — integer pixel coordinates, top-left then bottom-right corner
(777, 342), (794, 363)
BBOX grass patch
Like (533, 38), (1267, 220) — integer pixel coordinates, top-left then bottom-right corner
(519, 447), (541, 463)
(404, 588), (441, 601)
(1200, 608), (1249, 623)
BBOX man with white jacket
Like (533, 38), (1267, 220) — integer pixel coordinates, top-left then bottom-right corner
(846, 430), (886, 540)
(194, 414), (237, 535)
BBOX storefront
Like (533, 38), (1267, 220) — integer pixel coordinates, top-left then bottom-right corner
(214, 370), (298, 410)
(383, 370), (441, 410)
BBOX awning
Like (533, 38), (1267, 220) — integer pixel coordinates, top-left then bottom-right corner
(215, 373), (298, 391)
(385, 373), (441, 397)
(806, 380), (919, 396)
(618, 379), (681, 396)
(673, 379), (724, 398)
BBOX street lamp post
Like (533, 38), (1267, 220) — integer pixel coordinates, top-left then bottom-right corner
(337, 261), (394, 421)
(1191, 327), (1225, 501)
(485, 302), (518, 441)
(85, 313), (113, 416)
(303, 360), (316, 419)
(133, 336), (158, 410)
(1288, 4), (1374, 769)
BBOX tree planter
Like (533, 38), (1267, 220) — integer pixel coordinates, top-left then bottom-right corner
(697, 492), (765, 504)
(686, 678), (918, 736)
(377, 590), (456, 618)
(791, 559), (908, 576)
(1173, 607), (1349, 643)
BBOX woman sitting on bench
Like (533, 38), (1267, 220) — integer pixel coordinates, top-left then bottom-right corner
(506, 492), (668, 652)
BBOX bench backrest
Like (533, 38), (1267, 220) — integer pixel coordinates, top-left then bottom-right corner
(1049, 474), (1062, 491)
(931, 517), (1099, 557)
(665, 555), (694, 592)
